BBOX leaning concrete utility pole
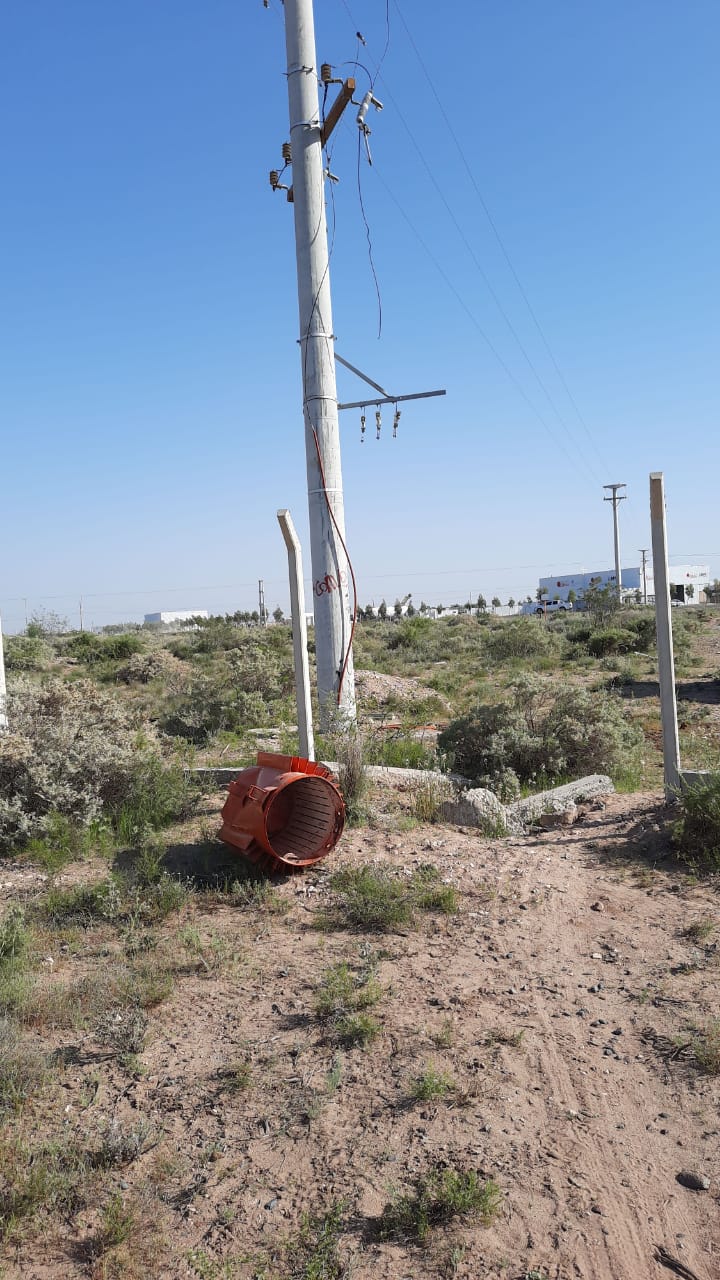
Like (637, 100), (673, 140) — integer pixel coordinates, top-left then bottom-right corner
(649, 473), (681, 796)
(603, 483), (627, 596)
(282, 0), (356, 726)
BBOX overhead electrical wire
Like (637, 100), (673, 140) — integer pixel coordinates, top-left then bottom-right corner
(376, 83), (601, 484)
(335, 0), (602, 486)
(370, 161), (595, 481)
(392, 0), (607, 472)
(356, 130), (383, 337)
(370, 0), (391, 88)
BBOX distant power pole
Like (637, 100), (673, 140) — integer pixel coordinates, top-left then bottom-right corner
(639, 549), (649, 605)
(258, 579), (267, 627)
(79, 597), (84, 633)
(603, 483), (627, 596)
(279, 0), (356, 725)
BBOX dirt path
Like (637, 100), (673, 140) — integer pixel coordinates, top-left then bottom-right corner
(5, 793), (720, 1280)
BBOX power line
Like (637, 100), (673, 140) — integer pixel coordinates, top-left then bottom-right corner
(335, 0), (600, 485)
(370, 162), (596, 481)
(392, 0), (607, 473)
(374, 80), (602, 484)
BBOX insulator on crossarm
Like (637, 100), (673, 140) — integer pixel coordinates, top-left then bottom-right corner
(393, 407), (401, 438)
(360, 412), (366, 443)
(320, 63), (333, 84)
(281, 141), (292, 164)
(375, 409), (381, 440)
(269, 170), (280, 188)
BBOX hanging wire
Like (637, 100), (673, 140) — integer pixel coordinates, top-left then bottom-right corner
(392, 0), (607, 472)
(335, 0), (604, 484)
(371, 163), (597, 483)
(356, 130), (383, 338)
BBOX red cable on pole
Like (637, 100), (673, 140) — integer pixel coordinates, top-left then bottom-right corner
(311, 427), (358, 705)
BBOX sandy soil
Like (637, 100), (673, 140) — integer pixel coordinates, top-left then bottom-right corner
(4, 789), (720, 1280)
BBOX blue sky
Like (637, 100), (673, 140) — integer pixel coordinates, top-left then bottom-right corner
(1, 1), (718, 631)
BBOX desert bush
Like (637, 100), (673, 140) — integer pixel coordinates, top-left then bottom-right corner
(0, 909), (34, 1019)
(322, 864), (456, 931)
(3, 636), (50, 673)
(226, 645), (291, 700)
(0, 678), (192, 852)
(118, 650), (183, 685)
(438, 677), (642, 793)
(587, 628), (637, 657)
(484, 618), (558, 662)
(113, 757), (200, 846)
(380, 1167), (501, 1242)
(674, 776), (720, 871)
(0, 1019), (50, 1112)
(333, 728), (370, 824)
(314, 962), (382, 1047)
(63, 632), (144, 666)
(624, 614), (656, 650)
(159, 674), (230, 743)
(366, 732), (436, 770)
(387, 616), (433, 651)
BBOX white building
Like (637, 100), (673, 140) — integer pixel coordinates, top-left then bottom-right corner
(538, 565), (710, 605)
(143, 610), (209, 625)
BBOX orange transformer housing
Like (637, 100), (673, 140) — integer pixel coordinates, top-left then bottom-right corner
(218, 752), (345, 873)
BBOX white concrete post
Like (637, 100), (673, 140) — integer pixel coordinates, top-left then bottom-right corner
(650, 473), (681, 796)
(0, 615), (8, 731)
(277, 509), (315, 760)
(283, 0), (356, 727)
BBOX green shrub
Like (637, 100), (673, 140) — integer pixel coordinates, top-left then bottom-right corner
(314, 962), (383, 1048)
(409, 1063), (455, 1102)
(159, 674), (229, 743)
(112, 758), (201, 845)
(366, 733), (436, 770)
(333, 730), (370, 825)
(118, 650), (183, 684)
(674, 777), (720, 871)
(0, 678), (194, 853)
(3, 636), (50, 673)
(39, 873), (187, 929)
(322, 864), (457, 931)
(587, 628), (637, 657)
(485, 619), (558, 662)
(380, 1167), (501, 1242)
(624, 614), (656, 649)
(387, 616), (433, 651)
(439, 677), (642, 792)
(0, 1020), (50, 1113)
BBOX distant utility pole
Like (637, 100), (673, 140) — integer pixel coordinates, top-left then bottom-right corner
(603, 483), (627, 596)
(79, 597), (84, 633)
(639, 549), (649, 605)
(279, 0), (356, 725)
(258, 579), (267, 627)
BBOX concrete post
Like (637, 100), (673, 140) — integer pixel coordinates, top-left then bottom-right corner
(283, 0), (356, 727)
(0, 615), (7, 731)
(649, 473), (681, 796)
(277, 509), (315, 760)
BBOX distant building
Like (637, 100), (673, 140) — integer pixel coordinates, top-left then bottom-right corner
(538, 565), (710, 605)
(143, 610), (209, 625)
